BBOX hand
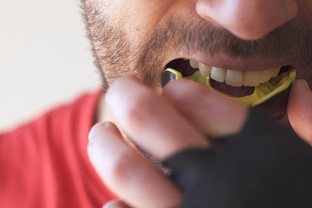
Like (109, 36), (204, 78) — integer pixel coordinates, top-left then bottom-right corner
(89, 79), (312, 208)
(288, 80), (312, 145)
(88, 77), (312, 208)
(88, 76), (248, 208)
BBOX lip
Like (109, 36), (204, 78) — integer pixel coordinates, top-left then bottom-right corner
(191, 53), (290, 71)
(161, 52), (299, 120)
(163, 52), (296, 72)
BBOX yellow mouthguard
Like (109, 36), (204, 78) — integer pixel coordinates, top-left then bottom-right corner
(163, 68), (297, 107)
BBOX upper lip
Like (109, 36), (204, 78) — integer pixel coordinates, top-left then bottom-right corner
(164, 52), (295, 72)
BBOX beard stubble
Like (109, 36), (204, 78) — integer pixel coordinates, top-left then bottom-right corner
(81, 2), (312, 89)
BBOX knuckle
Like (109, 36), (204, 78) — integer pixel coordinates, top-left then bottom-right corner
(108, 149), (140, 186)
(124, 92), (156, 127)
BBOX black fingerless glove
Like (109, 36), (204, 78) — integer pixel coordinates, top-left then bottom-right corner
(163, 109), (312, 208)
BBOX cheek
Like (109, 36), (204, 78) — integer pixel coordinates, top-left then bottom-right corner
(109, 1), (175, 45)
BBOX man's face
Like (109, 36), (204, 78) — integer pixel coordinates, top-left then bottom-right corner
(82, 0), (312, 116)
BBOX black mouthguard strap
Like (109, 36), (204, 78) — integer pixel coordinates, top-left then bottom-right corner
(163, 108), (312, 208)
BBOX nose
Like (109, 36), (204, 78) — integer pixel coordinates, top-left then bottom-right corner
(196, 0), (298, 40)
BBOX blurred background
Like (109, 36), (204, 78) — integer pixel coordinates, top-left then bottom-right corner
(0, 0), (101, 131)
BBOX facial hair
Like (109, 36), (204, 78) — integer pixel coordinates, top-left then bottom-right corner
(81, 1), (312, 89)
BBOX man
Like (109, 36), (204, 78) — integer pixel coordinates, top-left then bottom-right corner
(1, 0), (312, 207)
(83, 0), (312, 207)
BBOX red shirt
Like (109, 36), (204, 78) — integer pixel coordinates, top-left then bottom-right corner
(0, 91), (115, 208)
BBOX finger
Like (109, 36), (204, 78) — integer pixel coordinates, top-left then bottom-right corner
(103, 200), (131, 208)
(287, 79), (312, 145)
(88, 122), (182, 208)
(163, 79), (248, 137)
(105, 76), (210, 160)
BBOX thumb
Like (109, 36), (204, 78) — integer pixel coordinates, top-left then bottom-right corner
(288, 79), (312, 145)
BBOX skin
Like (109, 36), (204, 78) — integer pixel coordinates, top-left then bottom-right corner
(82, 0), (312, 207)
(82, 0), (312, 87)
(90, 78), (312, 208)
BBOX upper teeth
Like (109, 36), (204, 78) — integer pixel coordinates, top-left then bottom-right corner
(190, 60), (280, 87)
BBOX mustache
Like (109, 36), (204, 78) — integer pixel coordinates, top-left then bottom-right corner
(142, 14), (312, 64)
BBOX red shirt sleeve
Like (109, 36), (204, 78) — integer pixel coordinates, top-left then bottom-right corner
(0, 91), (115, 208)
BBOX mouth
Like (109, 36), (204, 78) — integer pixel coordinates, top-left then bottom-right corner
(162, 58), (297, 119)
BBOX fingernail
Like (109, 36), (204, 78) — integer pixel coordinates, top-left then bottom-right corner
(296, 79), (311, 92)
(302, 80), (311, 92)
(88, 122), (114, 145)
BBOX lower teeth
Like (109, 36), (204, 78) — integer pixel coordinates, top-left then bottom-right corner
(162, 68), (297, 107)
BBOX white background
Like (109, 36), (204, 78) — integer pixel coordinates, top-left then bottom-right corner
(0, 0), (101, 131)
